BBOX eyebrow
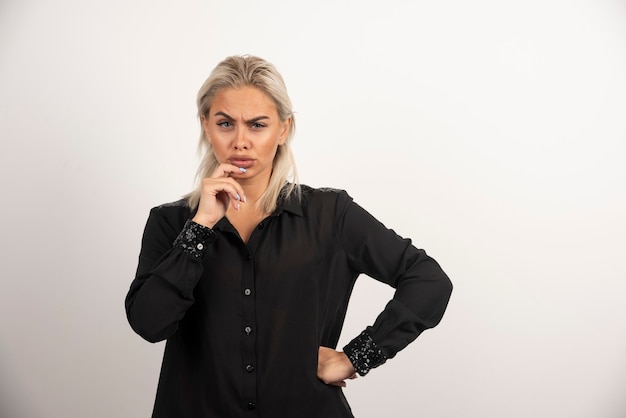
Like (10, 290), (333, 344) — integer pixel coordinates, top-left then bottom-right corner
(213, 111), (270, 124)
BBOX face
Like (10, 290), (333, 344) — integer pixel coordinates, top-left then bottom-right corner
(202, 86), (291, 184)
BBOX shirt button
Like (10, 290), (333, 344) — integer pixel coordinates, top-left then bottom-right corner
(196, 243), (204, 250)
(244, 326), (252, 335)
(245, 364), (255, 373)
(244, 288), (252, 296)
(247, 401), (256, 410)
(258, 222), (264, 230)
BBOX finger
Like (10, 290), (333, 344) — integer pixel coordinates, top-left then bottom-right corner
(210, 166), (247, 202)
(211, 163), (248, 179)
(220, 186), (244, 211)
(202, 178), (247, 206)
(230, 194), (242, 211)
(201, 179), (237, 199)
(226, 185), (245, 208)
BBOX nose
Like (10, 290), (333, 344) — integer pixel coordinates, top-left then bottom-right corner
(234, 128), (250, 150)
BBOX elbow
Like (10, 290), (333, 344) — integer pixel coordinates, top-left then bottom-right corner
(434, 269), (453, 307)
(129, 315), (177, 343)
(126, 302), (178, 343)
(125, 281), (186, 343)
(429, 273), (453, 328)
(132, 323), (171, 344)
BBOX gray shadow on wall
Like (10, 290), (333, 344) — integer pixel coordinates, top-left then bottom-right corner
(0, 341), (40, 418)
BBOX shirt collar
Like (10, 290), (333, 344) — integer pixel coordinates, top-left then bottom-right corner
(205, 186), (303, 231)
(276, 191), (303, 217)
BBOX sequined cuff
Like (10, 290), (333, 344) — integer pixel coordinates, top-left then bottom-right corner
(172, 220), (216, 259)
(343, 330), (387, 376)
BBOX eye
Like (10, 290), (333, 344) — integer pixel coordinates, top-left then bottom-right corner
(250, 122), (266, 129)
(217, 120), (232, 128)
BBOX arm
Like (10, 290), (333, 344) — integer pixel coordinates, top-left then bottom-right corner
(337, 191), (453, 375)
(126, 163), (246, 343)
(125, 210), (215, 343)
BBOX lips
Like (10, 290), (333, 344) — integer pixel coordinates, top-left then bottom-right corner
(229, 157), (254, 169)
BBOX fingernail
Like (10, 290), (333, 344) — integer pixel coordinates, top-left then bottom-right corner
(242, 195), (247, 203)
(235, 193), (241, 201)
(236, 203), (241, 211)
(239, 167), (247, 173)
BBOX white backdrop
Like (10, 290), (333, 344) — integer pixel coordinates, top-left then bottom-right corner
(1, 1), (625, 417)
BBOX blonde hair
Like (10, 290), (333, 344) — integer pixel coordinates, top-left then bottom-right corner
(186, 55), (300, 214)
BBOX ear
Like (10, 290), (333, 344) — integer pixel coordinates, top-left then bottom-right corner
(201, 115), (212, 143)
(278, 117), (291, 145)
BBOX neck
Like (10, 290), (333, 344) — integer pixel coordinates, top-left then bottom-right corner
(240, 178), (269, 205)
(229, 172), (273, 216)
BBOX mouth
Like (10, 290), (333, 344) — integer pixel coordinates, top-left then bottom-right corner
(229, 157), (255, 169)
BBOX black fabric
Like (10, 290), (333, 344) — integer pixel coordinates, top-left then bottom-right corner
(125, 185), (452, 418)
(343, 329), (387, 376)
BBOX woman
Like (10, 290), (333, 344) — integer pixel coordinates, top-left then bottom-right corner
(125, 55), (452, 417)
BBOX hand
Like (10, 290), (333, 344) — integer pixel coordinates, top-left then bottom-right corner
(317, 346), (357, 387)
(192, 164), (247, 228)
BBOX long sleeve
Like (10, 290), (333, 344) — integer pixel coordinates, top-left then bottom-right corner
(125, 188), (451, 416)
(336, 192), (453, 375)
(125, 206), (215, 343)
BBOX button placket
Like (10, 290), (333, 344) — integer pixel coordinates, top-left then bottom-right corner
(241, 247), (257, 414)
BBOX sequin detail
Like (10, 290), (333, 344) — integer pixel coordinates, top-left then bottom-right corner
(343, 330), (387, 376)
(173, 220), (216, 258)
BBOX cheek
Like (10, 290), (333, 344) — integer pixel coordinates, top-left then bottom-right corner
(269, 143), (282, 161)
(208, 139), (229, 161)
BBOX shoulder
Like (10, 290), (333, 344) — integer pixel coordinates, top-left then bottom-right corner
(298, 184), (354, 215)
(146, 198), (192, 227)
(154, 198), (190, 210)
(300, 184), (351, 200)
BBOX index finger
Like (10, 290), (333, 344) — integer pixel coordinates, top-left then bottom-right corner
(211, 163), (248, 178)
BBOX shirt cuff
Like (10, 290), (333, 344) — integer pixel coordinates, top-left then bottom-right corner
(343, 329), (387, 376)
(172, 220), (216, 258)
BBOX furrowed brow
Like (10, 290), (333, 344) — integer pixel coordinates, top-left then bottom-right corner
(213, 111), (233, 120)
(245, 116), (270, 124)
(212, 112), (269, 124)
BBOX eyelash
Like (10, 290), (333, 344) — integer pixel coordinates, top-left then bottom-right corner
(216, 121), (266, 129)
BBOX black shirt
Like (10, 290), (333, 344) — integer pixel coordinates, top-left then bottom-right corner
(125, 185), (452, 418)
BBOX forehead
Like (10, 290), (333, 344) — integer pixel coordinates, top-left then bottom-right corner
(210, 86), (277, 117)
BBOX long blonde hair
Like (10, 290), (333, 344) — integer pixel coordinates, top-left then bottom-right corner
(186, 55), (300, 214)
